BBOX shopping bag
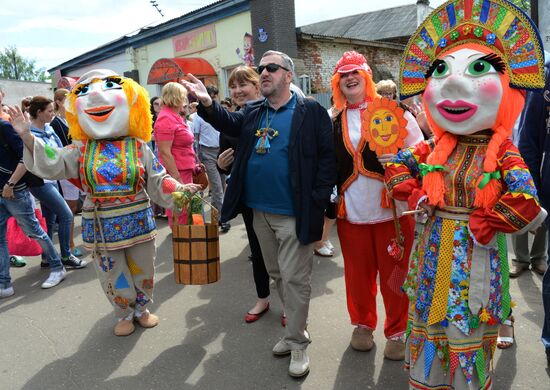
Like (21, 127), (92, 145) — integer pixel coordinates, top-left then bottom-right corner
(7, 209), (47, 256)
(192, 163), (209, 191)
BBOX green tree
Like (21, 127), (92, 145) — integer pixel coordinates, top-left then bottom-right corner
(510, 0), (531, 13)
(0, 46), (49, 82)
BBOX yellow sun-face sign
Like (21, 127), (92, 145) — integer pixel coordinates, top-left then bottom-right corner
(362, 97), (408, 156)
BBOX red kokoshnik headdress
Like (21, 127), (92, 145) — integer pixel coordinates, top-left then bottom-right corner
(400, 0), (545, 99)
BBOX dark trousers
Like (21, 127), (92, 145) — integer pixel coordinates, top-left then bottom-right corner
(242, 206), (270, 299)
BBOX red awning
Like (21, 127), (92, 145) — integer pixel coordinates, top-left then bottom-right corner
(57, 76), (78, 90)
(147, 58), (217, 84)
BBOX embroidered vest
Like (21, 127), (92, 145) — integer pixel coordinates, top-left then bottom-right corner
(334, 111), (387, 217)
(81, 138), (143, 202)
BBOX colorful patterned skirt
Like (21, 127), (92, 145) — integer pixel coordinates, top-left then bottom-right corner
(403, 209), (510, 389)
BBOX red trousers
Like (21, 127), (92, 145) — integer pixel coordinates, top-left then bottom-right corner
(337, 216), (414, 338)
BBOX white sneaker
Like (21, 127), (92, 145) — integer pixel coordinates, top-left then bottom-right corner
(0, 286), (14, 298)
(314, 245), (333, 257)
(289, 349), (310, 377)
(325, 240), (334, 251)
(41, 268), (66, 289)
(273, 328), (311, 356)
(273, 339), (292, 356)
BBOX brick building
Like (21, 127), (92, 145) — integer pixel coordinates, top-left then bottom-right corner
(296, 0), (432, 94)
(297, 39), (403, 94)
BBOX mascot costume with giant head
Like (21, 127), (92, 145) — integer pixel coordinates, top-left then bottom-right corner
(385, 0), (546, 388)
(14, 69), (199, 336)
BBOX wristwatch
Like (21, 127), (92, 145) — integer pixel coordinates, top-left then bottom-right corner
(6, 181), (15, 187)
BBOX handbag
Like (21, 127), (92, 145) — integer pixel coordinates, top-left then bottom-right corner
(172, 195), (220, 285)
(7, 208), (48, 256)
(192, 163), (209, 190)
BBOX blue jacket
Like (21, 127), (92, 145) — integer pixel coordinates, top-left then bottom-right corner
(518, 54), (550, 211)
(198, 96), (336, 245)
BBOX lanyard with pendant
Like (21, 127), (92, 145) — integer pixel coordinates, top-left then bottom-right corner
(254, 106), (279, 154)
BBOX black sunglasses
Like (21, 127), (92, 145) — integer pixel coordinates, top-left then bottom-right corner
(256, 63), (290, 74)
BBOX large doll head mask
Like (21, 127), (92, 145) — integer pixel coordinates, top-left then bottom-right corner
(424, 46), (504, 136)
(399, 0), (545, 208)
(65, 69), (152, 142)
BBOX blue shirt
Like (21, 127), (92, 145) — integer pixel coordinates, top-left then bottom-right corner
(30, 123), (63, 149)
(244, 93), (296, 215)
(192, 113), (220, 148)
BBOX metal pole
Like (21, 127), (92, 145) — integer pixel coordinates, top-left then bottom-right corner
(531, 0), (539, 27)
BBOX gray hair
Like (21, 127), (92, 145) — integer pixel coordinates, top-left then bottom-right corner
(262, 50), (294, 73)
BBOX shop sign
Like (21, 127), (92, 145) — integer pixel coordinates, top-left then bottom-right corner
(173, 24), (217, 56)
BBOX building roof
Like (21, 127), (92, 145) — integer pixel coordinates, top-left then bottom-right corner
(297, 5), (420, 42)
(48, 0), (249, 73)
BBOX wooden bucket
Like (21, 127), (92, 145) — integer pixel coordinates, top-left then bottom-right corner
(172, 206), (220, 285)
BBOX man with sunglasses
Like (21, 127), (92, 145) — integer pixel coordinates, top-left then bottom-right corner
(183, 50), (335, 378)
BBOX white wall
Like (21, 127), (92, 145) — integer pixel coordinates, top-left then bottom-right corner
(0, 79), (53, 106)
(64, 53), (131, 80)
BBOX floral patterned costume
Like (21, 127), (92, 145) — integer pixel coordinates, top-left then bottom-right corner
(385, 135), (544, 388)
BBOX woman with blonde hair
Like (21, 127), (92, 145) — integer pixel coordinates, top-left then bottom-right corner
(375, 80), (430, 138)
(154, 82), (196, 227)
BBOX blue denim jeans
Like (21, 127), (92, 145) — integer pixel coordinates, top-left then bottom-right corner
(30, 182), (73, 258)
(542, 218), (550, 351)
(0, 189), (63, 288)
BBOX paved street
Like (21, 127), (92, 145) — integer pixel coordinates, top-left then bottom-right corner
(2, 215), (550, 389)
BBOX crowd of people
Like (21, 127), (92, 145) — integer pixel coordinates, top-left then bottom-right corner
(1, 0), (550, 387)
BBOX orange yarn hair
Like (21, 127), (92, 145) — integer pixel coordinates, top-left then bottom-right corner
(421, 43), (525, 209)
(331, 69), (378, 110)
(66, 77), (152, 142)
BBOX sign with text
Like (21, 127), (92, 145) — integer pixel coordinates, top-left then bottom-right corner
(173, 25), (217, 56)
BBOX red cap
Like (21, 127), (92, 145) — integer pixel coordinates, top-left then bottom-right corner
(333, 51), (372, 76)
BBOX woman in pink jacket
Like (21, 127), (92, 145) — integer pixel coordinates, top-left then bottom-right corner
(154, 82), (196, 226)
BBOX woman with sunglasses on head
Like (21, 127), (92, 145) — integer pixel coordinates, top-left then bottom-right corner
(216, 65), (273, 324)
